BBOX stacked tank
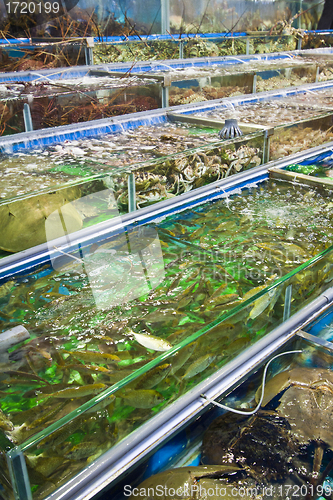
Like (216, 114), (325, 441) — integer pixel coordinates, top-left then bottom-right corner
(2, 27), (333, 500)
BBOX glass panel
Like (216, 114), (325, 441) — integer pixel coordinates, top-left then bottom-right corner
(255, 65), (317, 93)
(2, 0), (162, 40)
(93, 40), (180, 64)
(0, 82), (162, 136)
(249, 34), (297, 54)
(0, 120), (225, 202)
(1, 176), (333, 498)
(169, 72), (254, 105)
(270, 113), (333, 161)
(302, 32), (333, 50)
(182, 38), (247, 58)
(0, 132), (263, 247)
(0, 43), (86, 73)
(169, 0), (312, 33)
(0, 174), (126, 254)
(192, 96), (333, 128)
(120, 133), (264, 209)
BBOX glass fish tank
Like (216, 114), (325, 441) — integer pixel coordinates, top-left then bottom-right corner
(0, 128), (265, 231)
(4, 51), (333, 135)
(2, 79), (333, 199)
(2, 84), (333, 243)
(0, 75), (161, 136)
(166, 63), (318, 107)
(0, 41), (86, 73)
(1, 173), (333, 499)
(92, 34), (298, 65)
(124, 52), (333, 105)
(185, 87), (333, 161)
(301, 31), (333, 50)
(121, 330), (333, 500)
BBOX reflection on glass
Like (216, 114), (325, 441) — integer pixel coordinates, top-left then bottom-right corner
(1, 177), (333, 498)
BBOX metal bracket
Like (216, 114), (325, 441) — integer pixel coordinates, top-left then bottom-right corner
(85, 37), (94, 66)
(23, 103), (33, 132)
(162, 86), (169, 108)
(6, 448), (32, 500)
(262, 128), (274, 164)
(179, 40), (184, 59)
(296, 330), (333, 353)
(128, 173), (136, 213)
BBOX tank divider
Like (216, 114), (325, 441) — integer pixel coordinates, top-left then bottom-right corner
(269, 166), (333, 190)
(297, 330), (333, 352)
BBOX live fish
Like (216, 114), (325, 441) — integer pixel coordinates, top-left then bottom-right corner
(120, 389), (164, 408)
(170, 343), (197, 375)
(135, 364), (172, 389)
(38, 383), (107, 400)
(183, 354), (216, 379)
(64, 351), (120, 364)
(130, 331), (172, 352)
(64, 441), (102, 460)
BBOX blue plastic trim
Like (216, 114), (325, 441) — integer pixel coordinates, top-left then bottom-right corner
(1, 30), (333, 46)
(306, 309), (333, 336)
(304, 30), (333, 34)
(0, 112), (168, 153)
(0, 38), (30, 45)
(142, 431), (188, 479)
(93, 32), (247, 43)
(295, 150), (333, 165)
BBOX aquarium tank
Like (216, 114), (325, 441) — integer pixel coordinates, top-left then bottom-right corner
(0, 0), (323, 38)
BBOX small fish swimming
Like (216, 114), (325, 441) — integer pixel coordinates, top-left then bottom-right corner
(64, 351), (120, 364)
(135, 364), (172, 389)
(130, 331), (172, 352)
(183, 354), (216, 379)
(121, 389), (164, 408)
(38, 383), (107, 400)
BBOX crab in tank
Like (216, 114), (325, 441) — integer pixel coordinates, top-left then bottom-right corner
(130, 364), (333, 500)
(201, 366), (333, 495)
(256, 367), (333, 485)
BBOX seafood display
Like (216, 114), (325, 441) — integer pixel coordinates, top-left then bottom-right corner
(0, 129), (263, 206)
(302, 32), (333, 50)
(0, 138), (263, 252)
(192, 94), (333, 161)
(4, 54), (333, 134)
(169, 83), (250, 106)
(196, 95), (333, 127)
(1, 104), (333, 232)
(92, 35), (297, 65)
(0, 123), (220, 200)
(0, 42), (86, 73)
(93, 41), (180, 64)
(1, 178), (333, 498)
(270, 120), (333, 161)
(132, 357), (333, 499)
(0, 77), (161, 135)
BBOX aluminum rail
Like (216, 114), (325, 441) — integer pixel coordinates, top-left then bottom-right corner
(44, 286), (333, 500)
(1, 138), (333, 281)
